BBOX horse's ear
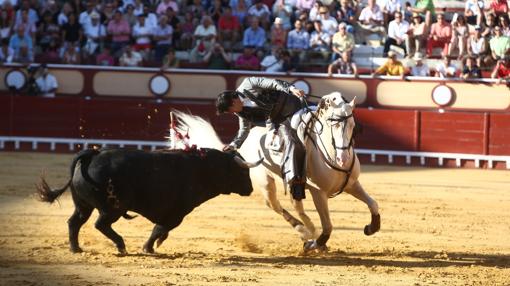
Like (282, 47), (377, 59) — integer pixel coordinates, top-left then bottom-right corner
(319, 97), (328, 109)
(349, 96), (357, 108)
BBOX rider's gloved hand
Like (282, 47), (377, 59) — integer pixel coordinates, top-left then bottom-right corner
(222, 145), (237, 152)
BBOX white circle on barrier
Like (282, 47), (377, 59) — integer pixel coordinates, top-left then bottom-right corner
(432, 85), (453, 106)
(293, 80), (310, 95)
(5, 70), (26, 90)
(149, 75), (170, 96)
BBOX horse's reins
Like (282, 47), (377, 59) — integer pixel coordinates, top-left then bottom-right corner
(301, 97), (356, 198)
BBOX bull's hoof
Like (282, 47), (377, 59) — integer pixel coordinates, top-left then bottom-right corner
(142, 244), (154, 254)
(117, 248), (128, 255)
(70, 246), (83, 253)
(364, 214), (381, 236)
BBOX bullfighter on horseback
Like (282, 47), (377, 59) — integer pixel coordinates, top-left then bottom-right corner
(215, 77), (307, 200)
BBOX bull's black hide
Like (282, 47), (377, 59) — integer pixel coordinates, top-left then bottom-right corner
(37, 148), (254, 254)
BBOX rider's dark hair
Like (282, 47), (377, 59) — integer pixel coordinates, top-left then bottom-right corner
(216, 90), (240, 114)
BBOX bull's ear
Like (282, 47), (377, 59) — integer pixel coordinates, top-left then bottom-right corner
(349, 96), (357, 108)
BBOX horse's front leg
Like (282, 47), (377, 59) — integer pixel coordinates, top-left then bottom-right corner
(344, 181), (380, 235)
(304, 190), (331, 252)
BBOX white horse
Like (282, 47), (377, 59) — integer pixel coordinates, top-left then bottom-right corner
(170, 92), (380, 252)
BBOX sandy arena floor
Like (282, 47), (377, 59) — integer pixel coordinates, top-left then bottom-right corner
(0, 151), (509, 286)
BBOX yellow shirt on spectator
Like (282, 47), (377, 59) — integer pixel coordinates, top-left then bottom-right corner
(375, 60), (405, 76)
(332, 33), (355, 53)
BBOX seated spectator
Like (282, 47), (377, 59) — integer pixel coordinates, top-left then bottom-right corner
(461, 56), (482, 79)
(133, 0), (144, 16)
(232, 0), (249, 26)
(280, 50), (297, 73)
(489, 26), (510, 64)
(83, 12), (106, 56)
(35, 64), (58, 98)
(405, 0), (435, 27)
(482, 13), (498, 38)
(310, 20), (332, 61)
(178, 12), (197, 50)
(0, 39), (13, 63)
(165, 7), (181, 47)
(142, 5), (158, 30)
(410, 52), (429, 76)
(61, 13), (82, 56)
(331, 22), (354, 60)
(187, 0), (206, 19)
(204, 43), (231, 70)
(248, 0), (270, 29)
(287, 19), (309, 64)
(132, 13), (152, 59)
(107, 10), (131, 57)
(62, 42), (81, 64)
(96, 45), (114, 66)
(467, 26), (488, 68)
(14, 8), (36, 40)
(79, 1), (96, 28)
(319, 6), (338, 37)
(435, 56), (457, 78)
(382, 0), (402, 26)
(270, 17), (287, 49)
(464, 0), (483, 26)
(208, 0), (224, 23)
(152, 15), (173, 62)
(426, 13), (451, 57)
(357, 0), (385, 44)
(119, 45), (143, 67)
(234, 46), (260, 70)
(37, 11), (60, 52)
(218, 7), (240, 50)
(448, 15), (469, 59)
(124, 5), (138, 27)
(272, 0), (292, 31)
(161, 48), (180, 69)
(260, 47), (283, 72)
(500, 15), (510, 37)
(328, 51), (358, 77)
(296, 0), (315, 14)
(243, 18), (266, 51)
(406, 12), (426, 58)
(491, 56), (510, 83)
(372, 51), (405, 78)
(487, 0), (508, 18)
(384, 11), (409, 57)
(156, 0), (179, 15)
(190, 15), (217, 63)
(309, 1), (322, 22)
(336, 0), (357, 33)
(0, 9), (12, 43)
(9, 27), (33, 63)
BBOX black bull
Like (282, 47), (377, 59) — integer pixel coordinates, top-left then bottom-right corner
(36, 148), (261, 254)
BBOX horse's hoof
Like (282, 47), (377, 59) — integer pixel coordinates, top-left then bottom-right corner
(303, 239), (318, 252)
(118, 248), (128, 255)
(364, 214), (381, 236)
(70, 247), (83, 253)
(317, 244), (328, 253)
(143, 246), (154, 254)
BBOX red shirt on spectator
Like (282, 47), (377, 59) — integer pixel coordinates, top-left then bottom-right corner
(107, 18), (131, 42)
(495, 62), (510, 78)
(490, 0), (508, 15)
(218, 15), (240, 31)
(235, 54), (260, 70)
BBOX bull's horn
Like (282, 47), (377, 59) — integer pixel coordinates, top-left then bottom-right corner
(234, 153), (264, 169)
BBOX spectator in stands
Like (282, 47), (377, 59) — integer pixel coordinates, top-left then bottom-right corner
(37, 11), (60, 52)
(0, 9), (13, 43)
(489, 26), (510, 63)
(132, 13), (152, 60)
(96, 44), (114, 65)
(409, 52), (429, 76)
(448, 15), (469, 59)
(0, 39), (13, 63)
(331, 22), (353, 60)
(133, 0), (144, 16)
(178, 12), (196, 51)
(14, 9), (35, 40)
(153, 15), (173, 62)
(232, 0), (249, 26)
(9, 26), (33, 62)
(372, 51), (405, 78)
(234, 46), (260, 70)
(357, 0), (385, 45)
(161, 48), (179, 69)
(482, 13), (498, 39)
(406, 12), (426, 58)
(296, 0), (315, 14)
(14, 0), (37, 27)
(328, 51), (358, 77)
(319, 6), (338, 37)
(310, 20), (332, 61)
(464, 0), (484, 26)
(119, 44), (143, 67)
(61, 13), (82, 54)
(287, 19), (309, 64)
(435, 56), (457, 78)
(101, 2), (116, 23)
(426, 13), (451, 57)
(243, 18), (266, 50)
(382, 0), (402, 27)
(384, 11), (409, 57)
(491, 56), (510, 83)
(124, 4), (138, 27)
(248, 0), (270, 29)
(62, 42), (81, 64)
(35, 64), (58, 98)
(272, 0), (292, 31)
(165, 7), (181, 47)
(486, 0), (508, 18)
(260, 46), (283, 72)
(83, 12), (106, 57)
(405, 0), (435, 27)
(156, 0), (178, 15)
(461, 56), (482, 79)
(270, 17), (287, 49)
(190, 15), (216, 63)
(280, 49), (297, 72)
(500, 15), (510, 37)
(208, 0), (224, 23)
(467, 25), (488, 68)
(218, 7), (240, 50)
(107, 10), (131, 57)
(79, 1), (96, 28)
(187, 0), (206, 19)
(204, 43), (231, 69)
(143, 5), (158, 30)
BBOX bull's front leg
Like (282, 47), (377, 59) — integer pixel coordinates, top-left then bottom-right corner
(143, 224), (169, 253)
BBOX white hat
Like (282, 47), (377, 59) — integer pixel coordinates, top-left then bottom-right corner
(413, 52), (423, 61)
(90, 12), (100, 19)
(274, 17), (282, 25)
(387, 51), (396, 58)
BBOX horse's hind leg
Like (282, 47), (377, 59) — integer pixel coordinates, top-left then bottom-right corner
(68, 201), (93, 253)
(94, 211), (126, 254)
(344, 181), (380, 235)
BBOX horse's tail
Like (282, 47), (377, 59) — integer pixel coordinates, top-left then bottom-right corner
(36, 149), (100, 203)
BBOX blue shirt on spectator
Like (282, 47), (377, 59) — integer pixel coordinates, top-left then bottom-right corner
(9, 33), (33, 60)
(287, 29), (310, 50)
(243, 26), (266, 48)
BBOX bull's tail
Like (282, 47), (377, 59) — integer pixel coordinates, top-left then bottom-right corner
(36, 149), (100, 203)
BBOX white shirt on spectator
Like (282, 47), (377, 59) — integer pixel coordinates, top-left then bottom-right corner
(84, 23), (106, 39)
(0, 0), (18, 7)
(120, 51), (143, 66)
(321, 17), (338, 36)
(133, 23), (152, 44)
(248, 4), (270, 19)
(57, 12), (68, 26)
(469, 36), (486, 55)
(0, 46), (14, 63)
(359, 5), (384, 23)
(36, 74), (58, 98)
(194, 24), (217, 39)
(465, 0), (483, 16)
(435, 62), (457, 77)
(384, 0), (401, 13)
(153, 24), (173, 45)
(411, 63), (429, 76)
(388, 19), (409, 40)
(146, 13), (158, 30)
(260, 55), (282, 72)
(79, 11), (93, 27)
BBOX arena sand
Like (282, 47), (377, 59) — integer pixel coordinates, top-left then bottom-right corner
(0, 152), (509, 285)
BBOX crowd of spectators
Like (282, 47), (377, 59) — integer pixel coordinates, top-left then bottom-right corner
(0, 0), (509, 80)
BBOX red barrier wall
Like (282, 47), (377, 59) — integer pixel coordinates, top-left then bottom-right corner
(0, 96), (11, 135)
(489, 114), (510, 156)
